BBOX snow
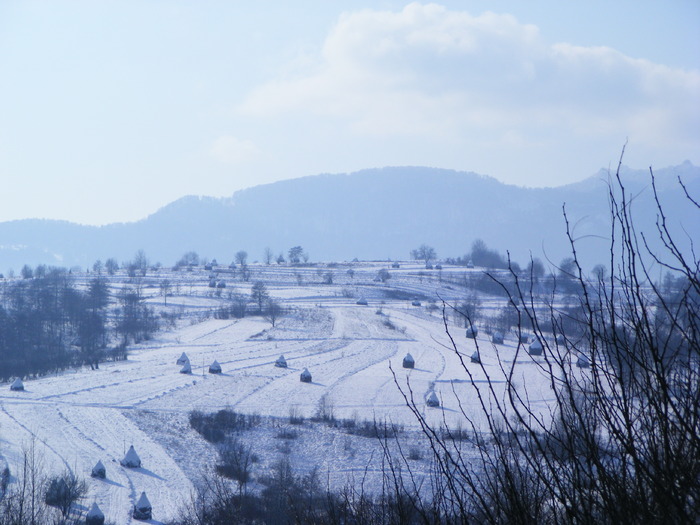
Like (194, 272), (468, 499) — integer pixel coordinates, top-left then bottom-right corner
(0, 263), (570, 524)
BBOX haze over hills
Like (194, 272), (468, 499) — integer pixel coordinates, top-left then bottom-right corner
(0, 163), (698, 273)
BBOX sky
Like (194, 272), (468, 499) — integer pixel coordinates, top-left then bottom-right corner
(0, 1), (698, 225)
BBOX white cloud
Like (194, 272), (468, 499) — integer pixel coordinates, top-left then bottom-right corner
(209, 136), (259, 164)
(239, 2), (700, 156)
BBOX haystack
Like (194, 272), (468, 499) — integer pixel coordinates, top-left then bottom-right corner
(208, 360), (222, 374)
(180, 361), (192, 374)
(176, 352), (189, 366)
(10, 378), (24, 391)
(576, 354), (590, 368)
(120, 445), (141, 468)
(491, 332), (504, 345)
(91, 460), (106, 479)
(133, 491), (152, 520)
(86, 502), (105, 525)
(528, 340), (543, 356)
(465, 327), (478, 339)
(300, 368), (312, 383)
(275, 355), (288, 368)
(426, 391), (440, 407)
(470, 351), (481, 364)
(402, 353), (415, 369)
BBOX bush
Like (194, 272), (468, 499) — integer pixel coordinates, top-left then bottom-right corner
(44, 471), (87, 517)
(216, 438), (254, 489)
(190, 410), (261, 443)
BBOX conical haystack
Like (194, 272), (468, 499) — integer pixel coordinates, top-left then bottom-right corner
(300, 368), (312, 383)
(470, 351), (481, 364)
(133, 491), (152, 520)
(10, 378), (24, 391)
(176, 352), (189, 366)
(208, 360), (222, 374)
(91, 460), (106, 479)
(120, 445), (141, 468)
(180, 361), (192, 374)
(402, 353), (415, 369)
(491, 332), (504, 345)
(576, 354), (590, 368)
(465, 327), (478, 339)
(86, 502), (105, 525)
(426, 391), (440, 407)
(528, 340), (543, 356)
(275, 355), (288, 368)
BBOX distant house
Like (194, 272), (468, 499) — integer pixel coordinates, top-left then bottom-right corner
(10, 378), (24, 391)
(300, 368), (312, 383)
(208, 360), (222, 374)
(275, 355), (288, 368)
(120, 445), (141, 468)
(402, 353), (415, 369)
(133, 491), (152, 520)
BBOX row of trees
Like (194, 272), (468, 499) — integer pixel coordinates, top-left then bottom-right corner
(0, 269), (158, 381)
(173, 246), (310, 271)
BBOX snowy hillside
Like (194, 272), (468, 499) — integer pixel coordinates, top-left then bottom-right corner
(0, 262), (591, 523)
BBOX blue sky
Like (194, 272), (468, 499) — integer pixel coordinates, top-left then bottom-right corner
(1, 1), (698, 225)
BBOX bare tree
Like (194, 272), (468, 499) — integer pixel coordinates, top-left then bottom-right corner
(160, 279), (172, 305)
(250, 281), (269, 313)
(264, 298), (284, 328)
(394, 156), (700, 524)
(235, 250), (248, 266)
(263, 247), (274, 265)
(288, 246), (305, 264)
(410, 244), (436, 266)
(104, 257), (119, 275)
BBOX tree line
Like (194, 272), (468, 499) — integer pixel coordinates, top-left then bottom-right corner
(0, 268), (158, 381)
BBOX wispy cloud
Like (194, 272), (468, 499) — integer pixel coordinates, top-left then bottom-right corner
(209, 136), (260, 164)
(240, 3), (699, 154)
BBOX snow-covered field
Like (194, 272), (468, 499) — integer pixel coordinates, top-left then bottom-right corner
(0, 263), (564, 523)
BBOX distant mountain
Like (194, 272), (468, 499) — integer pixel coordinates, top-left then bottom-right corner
(0, 163), (698, 273)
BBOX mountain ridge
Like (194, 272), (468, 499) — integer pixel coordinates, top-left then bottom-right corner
(0, 163), (697, 272)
